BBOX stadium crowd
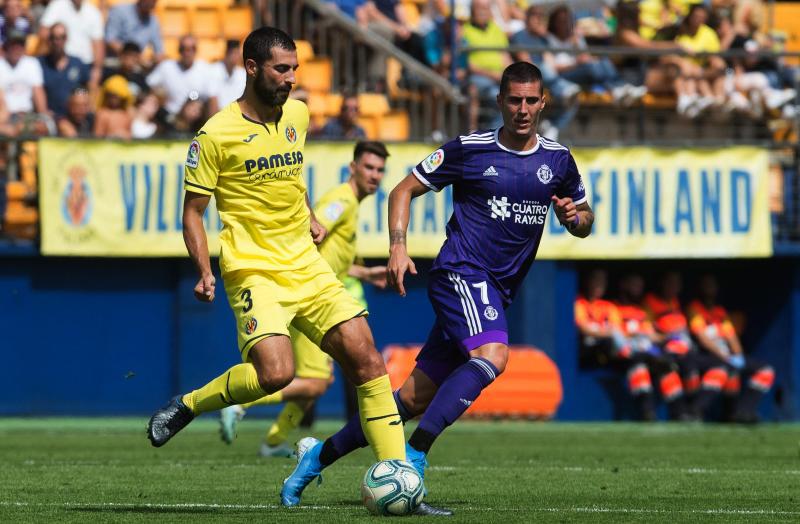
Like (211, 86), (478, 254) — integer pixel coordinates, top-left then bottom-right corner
(0, 0), (797, 141)
(575, 269), (775, 423)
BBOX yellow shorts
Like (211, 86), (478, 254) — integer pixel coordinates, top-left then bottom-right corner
(223, 254), (367, 361)
(289, 325), (333, 380)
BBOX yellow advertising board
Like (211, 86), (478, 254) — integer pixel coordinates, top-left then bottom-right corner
(39, 139), (771, 259)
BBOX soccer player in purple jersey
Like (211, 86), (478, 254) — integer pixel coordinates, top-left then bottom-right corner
(281, 62), (594, 514)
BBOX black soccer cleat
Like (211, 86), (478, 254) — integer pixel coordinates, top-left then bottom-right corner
(413, 501), (454, 516)
(146, 395), (195, 447)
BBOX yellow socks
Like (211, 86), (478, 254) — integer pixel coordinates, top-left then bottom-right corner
(241, 391), (283, 409)
(182, 363), (265, 415)
(265, 401), (305, 446)
(356, 374), (405, 460)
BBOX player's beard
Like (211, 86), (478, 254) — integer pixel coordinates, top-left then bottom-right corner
(254, 68), (291, 107)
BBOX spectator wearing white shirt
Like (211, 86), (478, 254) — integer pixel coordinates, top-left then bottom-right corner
(0, 31), (52, 135)
(105, 0), (163, 65)
(38, 0), (104, 96)
(146, 35), (217, 116)
(209, 40), (245, 108)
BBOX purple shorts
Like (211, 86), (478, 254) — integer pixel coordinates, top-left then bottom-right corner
(415, 269), (508, 385)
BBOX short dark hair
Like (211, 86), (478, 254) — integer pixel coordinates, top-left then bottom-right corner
(122, 41), (141, 54)
(499, 61), (544, 95)
(242, 26), (296, 66)
(354, 141), (389, 161)
(225, 39), (240, 53)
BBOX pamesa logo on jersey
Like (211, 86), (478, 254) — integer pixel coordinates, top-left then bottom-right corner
(488, 196), (549, 225)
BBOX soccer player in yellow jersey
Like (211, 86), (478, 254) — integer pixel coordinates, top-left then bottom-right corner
(219, 141), (390, 457)
(145, 28), (406, 483)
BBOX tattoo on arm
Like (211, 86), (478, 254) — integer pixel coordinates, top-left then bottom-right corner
(389, 229), (406, 245)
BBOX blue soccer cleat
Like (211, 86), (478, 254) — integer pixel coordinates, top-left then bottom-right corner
(219, 405), (245, 445)
(405, 442), (428, 496)
(280, 437), (323, 506)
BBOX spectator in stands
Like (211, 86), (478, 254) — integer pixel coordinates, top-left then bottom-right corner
(547, 5), (646, 106)
(687, 274), (774, 423)
(0, 91), (19, 136)
(104, 0), (163, 64)
(56, 87), (94, 137)
(462, 0), (511, 130)
(638, 0), (689, 41)
(0, 31), (52, 135)
(209, 40), (245, 108)
(576, 269), (659, 421)
(673, 4), (727, 117)
(0, 0), (32, 47)
(164, 97), (205, 137)
(614, 1), (683, 93)
(28, 0), (51, 33)
(315, 92), (366, 139)
(645, 271), (728, 420)
(130, 91), (160, 139)
(39, 23), (89, 117)
(146, 35), (217, 117)
(331, 0), (368, 23)
(102, 42), (148, 100)
(38, 0), (104, 91)
(362, 0), (430, 68)
(722, 9), (796, 118)
(510, 5), (580, 140)
(615, 273), (689, 420)
(93, 74), (133, 139)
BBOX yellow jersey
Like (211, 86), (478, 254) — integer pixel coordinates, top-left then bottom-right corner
(183, 100), (317, 274)
(315, 182), (359, 279)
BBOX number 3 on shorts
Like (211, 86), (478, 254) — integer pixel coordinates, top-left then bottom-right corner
(241, 289), (253, 312)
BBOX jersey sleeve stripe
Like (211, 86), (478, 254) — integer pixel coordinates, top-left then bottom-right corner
(573, 195), (588, 205)
(185, 179), (214, 192)
(412, 168), (439, 192)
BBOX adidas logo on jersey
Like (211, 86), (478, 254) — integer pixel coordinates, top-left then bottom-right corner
(483, 165), (499, 177)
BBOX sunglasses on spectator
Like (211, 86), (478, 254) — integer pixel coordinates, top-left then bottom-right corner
(50, 34), (67, 41)
(180, 46), (196, 52)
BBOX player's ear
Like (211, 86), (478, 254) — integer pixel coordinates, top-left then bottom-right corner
(245, 58), (258, 78)
(349, 160), (357, 175)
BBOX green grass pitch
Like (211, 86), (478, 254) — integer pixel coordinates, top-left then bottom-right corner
(2, 418), (799, 523)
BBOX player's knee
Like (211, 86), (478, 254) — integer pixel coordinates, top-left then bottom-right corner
(256, 366), (295, 394)
(471, 344), (508, 375)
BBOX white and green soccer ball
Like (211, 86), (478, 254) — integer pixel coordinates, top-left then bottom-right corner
(361, 459), (424, 516)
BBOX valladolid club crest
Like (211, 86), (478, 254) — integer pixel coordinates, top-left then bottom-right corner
(536, 164), (553, 184)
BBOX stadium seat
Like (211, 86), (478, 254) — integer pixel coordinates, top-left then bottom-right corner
(160, 0), (231, 7)
(163, 36), (180, 60)
(159, 7), (191, 38)
(356, 115), (380, 140)
(6, 181), (29, 201)
(772, 3), (800, 65)
(197, 38), (226, 62)
(222, 6), (253, 40)
(191, 7), (223, 39)
(295, 40), (315, 65)
(384, 345), (563, 418)
(4, 201), (38, 226)
(357, 93), (390, 116)
(24, 34), (38, 56)
(306, 93), (328, 128)
(386, 57), (422, 102)
(320, 93), (341, 117)
(296, 58), (332, 94)
(377, 110), (410, 141)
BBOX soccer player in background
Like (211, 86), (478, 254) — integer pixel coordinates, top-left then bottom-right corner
(146, 27), (406, 470)
(281, 61), (594, 512)
(687, 274), (774, 423)
(218, 140), (390, 456)
(645, 271), (729, 420)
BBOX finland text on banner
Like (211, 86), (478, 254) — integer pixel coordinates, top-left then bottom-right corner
(38, 140), (771, 258)
(537, 147), (772, 258)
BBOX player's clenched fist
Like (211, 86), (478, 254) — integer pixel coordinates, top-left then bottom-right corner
(310, 217), (327, 245)
(387, 249), (417, 297)
(194, 274), (216, 302)
(551, 195), (577, 226)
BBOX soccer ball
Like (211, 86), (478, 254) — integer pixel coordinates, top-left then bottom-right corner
(361, 459), (424, 516)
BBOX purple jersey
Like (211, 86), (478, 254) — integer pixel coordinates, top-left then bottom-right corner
(412, 130), (586, 305)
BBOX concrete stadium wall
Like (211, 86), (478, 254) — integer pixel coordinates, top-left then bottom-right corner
(0, 256), (798, 420)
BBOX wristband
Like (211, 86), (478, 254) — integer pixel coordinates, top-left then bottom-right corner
(567, 215), (580, 230)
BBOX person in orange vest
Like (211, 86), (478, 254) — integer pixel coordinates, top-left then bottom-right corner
(644, 271), (729, 420)
(687, 274), (775, 423)
(615, 273), (689, 420)
(576, 269), (658, 420)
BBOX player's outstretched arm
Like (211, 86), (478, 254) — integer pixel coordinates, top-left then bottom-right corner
(551, 196), (594, 238)
(183, 191), (216, 302)
(387, 174), (429, 296)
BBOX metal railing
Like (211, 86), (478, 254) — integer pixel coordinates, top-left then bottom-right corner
(269, 0), (465, 140)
